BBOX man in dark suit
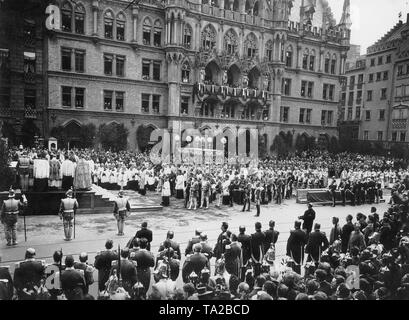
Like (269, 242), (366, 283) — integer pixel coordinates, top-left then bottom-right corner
(13, 248), (45, 300)
(251, 222), (265, 276)
(135, 222), (153, 251)
(110, 248), (137, 295)
(286, 221), (307, 274)
(74, 252), (94, 294)
(214, 222), (229, 260)
(94, 239), (118, 292)
(298, 203), (316, 234)
(60, 255), (86, 300)
(225, 234), (242, 277)
(305, 223), (329, 263)
(158, 231), (181, 260)
(185, 229), (202, 256)
(341, 214), (354, 253)
(132, 238), (155, 295)
(329, 177), (337, 207)
(263, 220), (280, 254)
(237, 225), (251, 281)
(182, 244), (209, 283)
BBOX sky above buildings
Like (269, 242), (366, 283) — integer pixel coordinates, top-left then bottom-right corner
(328, 0), (409, 55)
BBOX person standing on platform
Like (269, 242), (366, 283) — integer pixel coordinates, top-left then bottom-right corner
(74, 155), (92, 191)
(58, 188), (78, 241)
(298, 203), (316, 235)
(161, 176), (171, 207)
(1, 188), (27, 246)
(113, 190), (131, 236)
(33, 151), (49, 192)
(61, 154), (75, 191)
(175, 171), (185, 200)
(18, 150), (31, 192)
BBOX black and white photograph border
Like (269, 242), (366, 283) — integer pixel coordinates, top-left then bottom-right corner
(1, 0), (409, 306)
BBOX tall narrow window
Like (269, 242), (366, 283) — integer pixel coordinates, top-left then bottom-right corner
(116, 55), (125, 76)
(184, 24), (192, 48)
(74, 50), (85, 72)
(301, 81), (306, 97)
(329, 85), (334, 101)
(181, 62), (190, 83)
(61, 48), (72, 71)
(104, 11), (114, 39)
(309, 51), (315, 71)
(142, 94), (150, 112)
(266, 41), (273, 62)
(153, 62), (161, 81)
(62, 86), (72, 107)
(152, 95), (160, 113)
(74, 4), (85, 34)
(75, 88), (85, 108)
(154, 20), (162, 47)
(324, 55), (330, 73)
(286, 47), (293, 67)
(143, 18), (152, 45)
(142, 60), (150, 79)
(104, 54), (113, 75)
(307, 82), (313, 98)
(116, 13), (125, 41)
(181, 96), (189, 114)
(61, 2), (72, 32)
(302, 52), (308, 70)
(24, 52), (36, 74)
(306, 109), (312, 123)
(331, 55), (337, 74)
(299, 108), (305, 123)
(104, 90), (113, 110)
(115, 91), (124, 111)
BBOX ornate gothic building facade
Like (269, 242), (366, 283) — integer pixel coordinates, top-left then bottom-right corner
(46, 0), (351, 152)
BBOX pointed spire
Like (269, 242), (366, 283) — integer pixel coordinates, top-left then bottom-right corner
(339, 0), (352, 29)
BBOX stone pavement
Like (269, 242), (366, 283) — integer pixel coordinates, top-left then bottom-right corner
(0, 190), (391, 297)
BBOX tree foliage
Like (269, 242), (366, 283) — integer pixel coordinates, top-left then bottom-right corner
(50, 123), (96, 149)
(136, 125), (154, 152)
(98, 123), (129, 152)
(271, 135), (289, 157)
(21, 119), (40, 147)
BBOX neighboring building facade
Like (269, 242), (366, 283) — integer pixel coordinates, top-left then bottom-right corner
(46, 0), (350, 153)
(0, 0), (48, 145)
(339, 14), (409, 148)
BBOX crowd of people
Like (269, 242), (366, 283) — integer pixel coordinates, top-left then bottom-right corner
(7, 146), (409, 211)
(1, 191), (409, 300)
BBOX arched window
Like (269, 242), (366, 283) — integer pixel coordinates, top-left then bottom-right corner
(61, 2), (72, 32)
(245, 33), (258, 58)
(253, 1), (259, 16)
(245, 0), (251, 14)
(286, 45), (293, 67)
(233, 0), (240, 11)
(116, 12), (125, 41)
(309, 49), (316, 71)
(143, 18), (152, 45)
(302, 48), (309, 69)
(201, 25), (216, 51)
(181, 62), (191, 83)
(154, 20), (162, 47)
(331, 53), (337, 74)
(224, 29), (238, 56)
(74, 4), (85, 34)
(104, 10), (114, 39)
(183, 24), (192, 48)
(265, 40), (273, 62)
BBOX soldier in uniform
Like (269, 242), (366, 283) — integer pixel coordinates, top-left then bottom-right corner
(199, 232), (213, 260)
(94, 239), (118, 293)
(263, 220), (280, 256)
(298, 203), (316, 235)
(1, 188), (27, 246)
(182, 244), (209, 283)
(132, 238), (155, 295)
(13, 248), (46, 300)
(237, 225), (251, 281)
(110, 248), (137, 296)
(214, 222), (229, 260)
(305, 223), (329, 263)
(329, 177), (337, 207)
(251, 222), (265, 276)
(225, 234), (242, 278)
(74, 252), (95, 294)
(113, 190), (131, 236)
(241, 182), (251, 212)
(60, 255), (86, 300)
(338, 179), (346, 206)
(58, 188), (78, 241)
(286, 221), (307, 274)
